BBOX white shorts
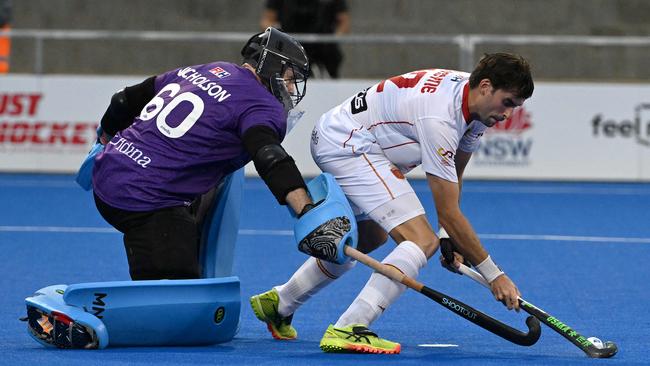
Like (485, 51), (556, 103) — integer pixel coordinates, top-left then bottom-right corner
(310, 109), (425, 233)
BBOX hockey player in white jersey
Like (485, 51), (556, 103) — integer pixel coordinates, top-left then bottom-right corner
(251, 53), (534, 354)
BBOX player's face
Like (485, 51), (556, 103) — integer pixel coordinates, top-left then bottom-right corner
(282, 67), (298, 94)
(479, 88), (525, 127)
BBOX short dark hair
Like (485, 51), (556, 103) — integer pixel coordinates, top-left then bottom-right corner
(469, 53), (534, 99)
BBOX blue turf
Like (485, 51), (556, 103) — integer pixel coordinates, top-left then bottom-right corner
(1, 174), (649, 365)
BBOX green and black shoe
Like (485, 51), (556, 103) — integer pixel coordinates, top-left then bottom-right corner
(250, 288), (297, 340)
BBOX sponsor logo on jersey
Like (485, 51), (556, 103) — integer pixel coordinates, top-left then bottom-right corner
(390, 166), (405, 179)
(474, 107), (534, 166)
(591, 103), (650, 147)
(449, 74), (464, 82)
(108, 136), (152, 168)
(436, 147), (454, 167)
(350, 88), (369, 114)
(208, 66), (231, 79)
(311, 129), (319, 145)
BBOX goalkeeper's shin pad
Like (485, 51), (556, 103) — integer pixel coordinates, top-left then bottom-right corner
(293, 173), (358, 265)
(24, 277), (240, 349)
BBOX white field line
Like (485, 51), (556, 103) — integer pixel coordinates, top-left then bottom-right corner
(245, 181), (650, 196)
(1, 226), (649, 244)
(0, 226), (117, 233)
(418, 344), (459, 348)
(0, 179), (78, 188)
(3, 178), (649, 195)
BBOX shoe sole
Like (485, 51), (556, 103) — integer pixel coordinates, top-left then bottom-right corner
(320, 340), (401, 354)
(249, 296), (296, 341)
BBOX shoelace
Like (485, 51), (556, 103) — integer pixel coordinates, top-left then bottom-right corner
(334, 326), (377, 343)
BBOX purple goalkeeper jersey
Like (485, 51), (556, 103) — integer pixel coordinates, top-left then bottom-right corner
(92, 62), (287, 211)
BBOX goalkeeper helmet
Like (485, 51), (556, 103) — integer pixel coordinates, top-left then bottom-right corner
(241, 27), (309, 111)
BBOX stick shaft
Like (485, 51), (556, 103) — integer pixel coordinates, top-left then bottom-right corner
(344, 246), (422, 290)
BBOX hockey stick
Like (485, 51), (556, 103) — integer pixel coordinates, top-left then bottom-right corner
(456, 263), (618, 358)
(343, 246), (541, 346)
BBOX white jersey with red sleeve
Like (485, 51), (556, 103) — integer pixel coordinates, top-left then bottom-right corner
(316, 69), (487, 183)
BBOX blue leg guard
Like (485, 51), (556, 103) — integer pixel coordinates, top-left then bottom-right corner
(293, 173), (358, 264)
(24, 277), (240, 349)
(199, 168), (244, 278)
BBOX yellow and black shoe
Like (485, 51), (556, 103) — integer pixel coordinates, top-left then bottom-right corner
(319, 324), (400, 354)
(250, 288), (297, 340)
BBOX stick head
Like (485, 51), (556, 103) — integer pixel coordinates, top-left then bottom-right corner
(586, 340), (618, 358)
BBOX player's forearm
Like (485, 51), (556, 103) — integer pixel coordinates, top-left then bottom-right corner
(243, 125), (308, 207)
(285, 188), (313, 216)
(438, 208), (488, 265)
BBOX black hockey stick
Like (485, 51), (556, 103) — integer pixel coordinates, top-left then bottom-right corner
(343, 246), (541, 346)
(457, 263), (618, 358)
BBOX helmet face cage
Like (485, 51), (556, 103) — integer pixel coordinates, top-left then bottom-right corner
(264, 50), (307, 110)
(242, 28), (309, 111)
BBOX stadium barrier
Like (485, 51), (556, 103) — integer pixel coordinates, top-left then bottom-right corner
(3, 29), (650, 74)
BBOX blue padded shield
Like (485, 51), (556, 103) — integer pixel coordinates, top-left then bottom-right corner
(75, 141), (104, 191)
(293, 173), (358, 264)
(200, 168), (244, 278)
(25, 284), (109, 349)
(25, 277), (240, 348)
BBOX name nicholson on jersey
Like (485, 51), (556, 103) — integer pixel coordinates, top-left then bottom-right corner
(177, 67), (231, 102)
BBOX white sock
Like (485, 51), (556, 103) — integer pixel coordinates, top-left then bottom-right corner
(275, 257), (356, 317)
(334, 241), (427, 328)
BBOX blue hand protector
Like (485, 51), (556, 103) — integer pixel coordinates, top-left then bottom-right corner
(293, 173), (358, 264)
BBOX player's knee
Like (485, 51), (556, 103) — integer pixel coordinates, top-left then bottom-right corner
(400, 233), (438, 259)
(418, 235), (439, 259)
(356, 220), (388, 254)
(388, 216), (438, 259)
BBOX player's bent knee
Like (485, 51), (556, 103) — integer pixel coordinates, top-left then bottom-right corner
(392, 231), (438, 259)
(416, 236), (439, 259)
(388, 220), (438, 258)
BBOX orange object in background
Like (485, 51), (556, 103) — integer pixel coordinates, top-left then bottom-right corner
(0, 24), (10, 73)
